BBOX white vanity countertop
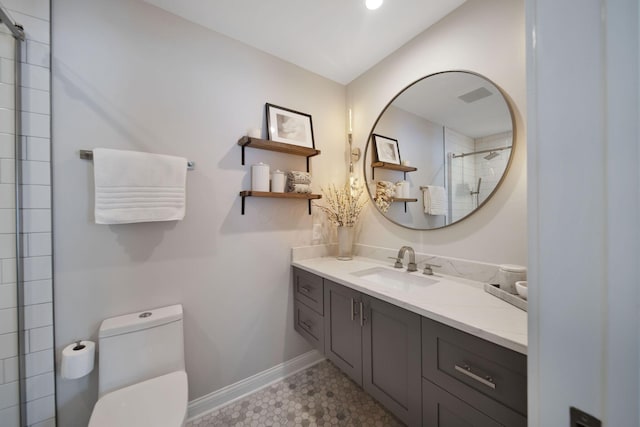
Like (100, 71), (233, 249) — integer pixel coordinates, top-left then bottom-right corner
(292, 256), (527, 355)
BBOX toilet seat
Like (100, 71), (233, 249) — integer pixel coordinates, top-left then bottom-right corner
(88, 370), (188, 427)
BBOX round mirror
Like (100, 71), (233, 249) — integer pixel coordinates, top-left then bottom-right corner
(363, 71), (515, 230)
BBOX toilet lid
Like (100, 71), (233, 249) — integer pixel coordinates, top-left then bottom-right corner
(89, 371), (188, 427)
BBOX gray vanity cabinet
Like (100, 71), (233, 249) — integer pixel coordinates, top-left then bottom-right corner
(361, 294), (422, 426)
(324, 279), (422, 426)
(292, 267), (527, 427)
(421, 317), (527, 427)
(422, 379), (503, 427)
(323, 279), (363, 385)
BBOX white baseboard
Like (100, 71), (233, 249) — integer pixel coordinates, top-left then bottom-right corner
(186, 350), (325, 421)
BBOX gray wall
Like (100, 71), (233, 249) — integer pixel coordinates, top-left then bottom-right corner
(52, 1), (345, 425)
(347, 0), (527, 265)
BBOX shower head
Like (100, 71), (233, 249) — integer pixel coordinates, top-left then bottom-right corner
(484, 151), (499, 160)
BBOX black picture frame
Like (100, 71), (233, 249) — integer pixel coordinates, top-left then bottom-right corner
(266, 103), (315, 149)
(373, 134), (401, 164)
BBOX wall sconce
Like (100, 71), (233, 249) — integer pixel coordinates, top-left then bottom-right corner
(348, 109), (361, 174)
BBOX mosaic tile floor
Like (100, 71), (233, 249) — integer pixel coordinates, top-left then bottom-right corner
(186, 360), (404, 427)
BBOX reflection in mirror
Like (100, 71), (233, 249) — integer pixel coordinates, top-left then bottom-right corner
(364, 71), (514, 230)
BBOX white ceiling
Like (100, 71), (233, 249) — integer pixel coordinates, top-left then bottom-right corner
(142, 0), (467, 84)
(391, 72), (513, 138)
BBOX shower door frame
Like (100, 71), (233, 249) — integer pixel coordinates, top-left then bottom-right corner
(0, 6), (26, 427)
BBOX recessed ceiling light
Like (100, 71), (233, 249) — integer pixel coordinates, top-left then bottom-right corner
(365, 0), (383, 10)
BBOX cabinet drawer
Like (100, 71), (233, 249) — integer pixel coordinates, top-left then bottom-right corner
(293, 267), (324, 315)
(422, 379), (526, 427)
(422, 317), (527, 416)
(294, 300), (324, 353)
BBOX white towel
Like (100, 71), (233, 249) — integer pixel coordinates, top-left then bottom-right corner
(422, 185), (448, 216)
(93, 148), (187, 224)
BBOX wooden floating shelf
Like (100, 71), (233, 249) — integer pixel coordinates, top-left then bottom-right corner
(391, 198), (418, 203)
(239, 191), (322, 215)
(238, 136), (321, 158)
(239, 191), (321, 200)
(371, 162), (417, 173)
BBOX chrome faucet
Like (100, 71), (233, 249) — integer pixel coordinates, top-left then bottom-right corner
(392, 246), (417, 272)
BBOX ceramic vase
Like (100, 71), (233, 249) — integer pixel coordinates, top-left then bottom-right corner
(337, 225), (355, 260)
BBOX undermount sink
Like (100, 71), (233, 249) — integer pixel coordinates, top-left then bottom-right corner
(351, 267), (438, 291)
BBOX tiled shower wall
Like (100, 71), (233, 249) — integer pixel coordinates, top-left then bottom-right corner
(474, 131), (512, 204)
(0, 1), (53, 426)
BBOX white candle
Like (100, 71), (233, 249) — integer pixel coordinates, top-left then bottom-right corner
(348, 108), (353, 133)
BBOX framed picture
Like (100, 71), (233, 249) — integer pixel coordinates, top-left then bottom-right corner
(266, 103), (315, 148)
(373, 134), (401, 164)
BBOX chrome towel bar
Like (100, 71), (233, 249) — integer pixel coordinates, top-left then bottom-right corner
(79, 150), (195, 170)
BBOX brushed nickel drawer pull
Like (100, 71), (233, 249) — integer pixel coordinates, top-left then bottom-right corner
(454, 364), (496, 390)
(350, 298), (355, 321)
(299, 285), (312, 294)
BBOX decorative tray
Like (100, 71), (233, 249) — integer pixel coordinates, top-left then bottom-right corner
(484, 283), (527, 312)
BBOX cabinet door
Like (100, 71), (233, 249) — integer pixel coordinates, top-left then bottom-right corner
(362, 295), (422, 427)
(422, 379), (524, 427)
(323, 280), (362, 385)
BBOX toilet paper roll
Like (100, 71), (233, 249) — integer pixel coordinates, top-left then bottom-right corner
(251, 162), (270, 192)
(61, 340), (95, 379)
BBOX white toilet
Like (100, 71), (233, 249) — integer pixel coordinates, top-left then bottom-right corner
(88, 304), (189, 427)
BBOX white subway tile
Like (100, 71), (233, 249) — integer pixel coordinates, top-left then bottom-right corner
(0, 233), (16, 258)
(21, 185), (50, 209)
(23, 279), (51, 305)
(0, 209), (15, 233)
(21, 112), (50, 138)
(27, 233), (51, 257)
(3, 0), (49, 21)
(24, 349), (53, 378)
(21, 64), (48, 91)
(25, 395), (55, 425)
(0, 381), (18, 410)
(0, 283), (16, 309)
(8, 13), (49, 45)
(26, 41), (49, 68)
(0, 308), (17, 334)
(0, 35), (14, 61)
(21, 209), (51, 233)
(21, 87), (49, 115)
(28, 326), (51, 352)
(25, 137), (49, 161)
(25, 372), (53, 401)
(23, 302), (51, 329)
(0, 333), (17, 359)
(21, 161), (50, 185)
(0, 108), (14, 134)
(3, 357), (17, 383)
(0, 404), (19, 427)
(0, 83), (14, 109)
(1, 259), (16, 284)
(0, 59), (14, 85)
(0, 159), (15, 183)
(23, 256), (51, 282)
(0, 133), (14, 158)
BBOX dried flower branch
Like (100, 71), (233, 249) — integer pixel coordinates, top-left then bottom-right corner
(314, 182), (368, 227)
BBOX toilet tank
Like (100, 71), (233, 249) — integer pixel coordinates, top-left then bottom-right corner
(98, 304), (185, 397)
